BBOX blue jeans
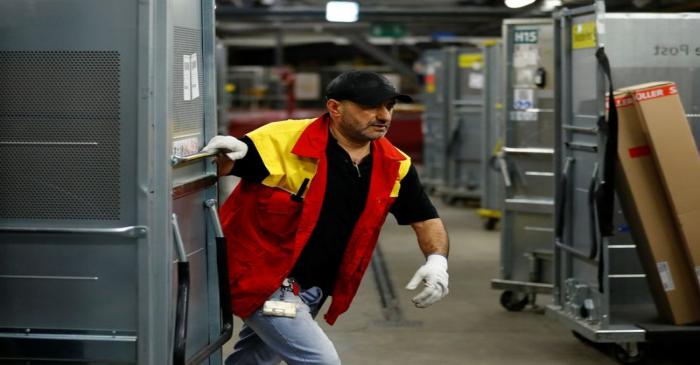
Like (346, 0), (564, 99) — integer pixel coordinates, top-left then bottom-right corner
(225, 286), (340, 365)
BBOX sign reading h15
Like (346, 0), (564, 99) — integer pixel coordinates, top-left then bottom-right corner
(513, 30), (538, 44)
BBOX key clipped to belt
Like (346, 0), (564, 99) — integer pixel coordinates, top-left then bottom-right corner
(262, 278), (299, 318)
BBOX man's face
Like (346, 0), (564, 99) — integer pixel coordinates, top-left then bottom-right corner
(334, 99), (396, 143)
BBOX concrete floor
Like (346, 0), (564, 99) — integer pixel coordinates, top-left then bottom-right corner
(221, 197), (697, 364)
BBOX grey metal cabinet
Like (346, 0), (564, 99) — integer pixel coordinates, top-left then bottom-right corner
(0, 0), (230, 363)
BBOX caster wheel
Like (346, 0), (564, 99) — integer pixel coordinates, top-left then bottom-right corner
(613, 343), (646, 365)
(499, 290), (529, 312)
(483, 217), (498, 231)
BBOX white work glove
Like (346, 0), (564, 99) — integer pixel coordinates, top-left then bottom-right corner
(405, 254), (449, 308)
(201, 135), (248, 160)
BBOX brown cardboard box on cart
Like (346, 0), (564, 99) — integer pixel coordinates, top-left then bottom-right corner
(614, 82), (700, 324)
(631, 82), (700, 289)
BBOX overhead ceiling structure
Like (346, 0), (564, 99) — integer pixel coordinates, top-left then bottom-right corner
(216, 0), (530, 44)
(215, 0), (700, 79)
(216, 0), (700, 42)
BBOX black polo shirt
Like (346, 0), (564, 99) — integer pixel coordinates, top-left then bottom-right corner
(231, 133), (438, 294)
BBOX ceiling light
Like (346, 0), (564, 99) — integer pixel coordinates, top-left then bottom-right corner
(326, 1), (359, 23)
(540, 0), (562, 11)
(505, 0), (536, 8)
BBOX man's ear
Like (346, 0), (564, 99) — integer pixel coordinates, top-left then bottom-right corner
(326, 99), (342, 119)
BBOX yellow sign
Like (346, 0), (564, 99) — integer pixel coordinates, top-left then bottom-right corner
(572, 21), (597, 49)
(459, 53), (483, 69)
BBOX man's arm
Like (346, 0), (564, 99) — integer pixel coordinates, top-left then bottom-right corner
(405, 218), (450, 308)
(410, 218), (449, 258)
(215, 154), (234, 176)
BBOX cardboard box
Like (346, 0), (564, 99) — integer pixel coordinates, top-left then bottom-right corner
(614, 83), (700, 324)
(629, 82), (700, 289)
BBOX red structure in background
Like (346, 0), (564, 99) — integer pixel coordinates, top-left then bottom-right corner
(226, 106), (424, 163)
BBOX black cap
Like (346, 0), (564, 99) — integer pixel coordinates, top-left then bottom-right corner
(325, 71), (412, 106)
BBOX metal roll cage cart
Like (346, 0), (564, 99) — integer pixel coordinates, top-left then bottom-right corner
(438, 47), (484, 205)
(419, 47), (483, 203)
(491, 19), (555, 312)
(0, 0), (233, 363)
(547, 2), (700, 364)
(419, 49), (449, 195)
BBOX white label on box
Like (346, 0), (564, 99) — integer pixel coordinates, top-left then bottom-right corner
(182, 54), (191, 101)
(513, 88), (535, 110)
(468, 72), (484, 90)
(657, 261), (675, 292)
(190, 53), (200, 100)
(696, 266), (700, 285)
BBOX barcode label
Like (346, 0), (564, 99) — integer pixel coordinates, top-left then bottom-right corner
(657, 261), (675, 292)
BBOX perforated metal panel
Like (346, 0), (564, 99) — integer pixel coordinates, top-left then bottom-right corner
(0, 51), (121, 220)
(173, 27), (204, 137)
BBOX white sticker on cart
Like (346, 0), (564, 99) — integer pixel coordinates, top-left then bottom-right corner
(468, 72), (484, 90)
(190, 53), (200, 100)
(657, 261), (675, 292)
(509, 111), (538, 122)
(515, 68), (535, 86)
(183, 54), (191, 101)
(172, 135), (201, 157)
(513, 44), (539, 68)
(513, 88), (535, 110)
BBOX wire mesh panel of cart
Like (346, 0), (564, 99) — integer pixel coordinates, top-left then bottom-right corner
(0, 1), (231, 363)
(491, 19), (556, 312)
(548, 2), (700, 362)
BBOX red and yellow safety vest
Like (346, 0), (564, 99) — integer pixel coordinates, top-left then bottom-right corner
(219, 114), (411, 325)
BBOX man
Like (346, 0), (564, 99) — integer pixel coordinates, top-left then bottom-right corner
(203, 71), (449, 365)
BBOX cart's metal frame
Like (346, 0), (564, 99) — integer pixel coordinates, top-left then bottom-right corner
(547, 2), (700, 362)
(479, 41), (505, 230)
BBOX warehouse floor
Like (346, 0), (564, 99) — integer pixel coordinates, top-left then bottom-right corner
(219, 189), (697, 365)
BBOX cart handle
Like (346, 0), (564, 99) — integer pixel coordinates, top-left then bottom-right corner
(554, 158), (599, 263)
(172, 214), (189, 365)
(171, 151), (218, 168)
(172, 202), (234, 365)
